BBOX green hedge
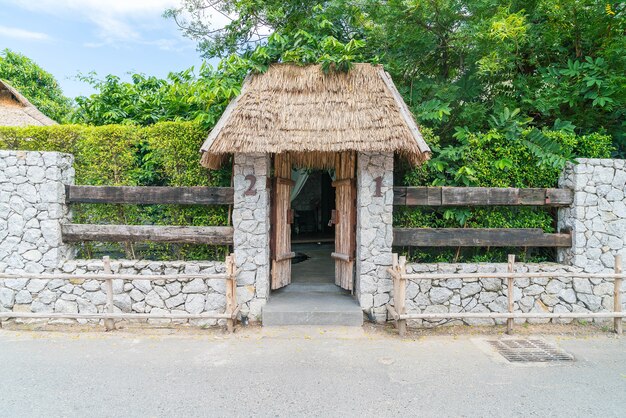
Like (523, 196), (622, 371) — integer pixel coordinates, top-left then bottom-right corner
(395, 129), (614, 262)
(0, 122), (231, 260)
(0, 122), (615, 263)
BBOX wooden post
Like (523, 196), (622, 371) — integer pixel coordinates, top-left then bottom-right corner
(397, 255), (407, 337)
(103, 256), (115, 331)
(613, 254), (622, 335)
(225, 254), (237, 333)
(506, 254), (515, 335)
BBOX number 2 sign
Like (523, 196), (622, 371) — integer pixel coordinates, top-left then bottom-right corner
(244, 174), (257, 196)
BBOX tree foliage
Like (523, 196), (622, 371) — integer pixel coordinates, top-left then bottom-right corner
(164, 0), (366, 58)
(0, 49), (73, 123)
(164, 0), (625, 156)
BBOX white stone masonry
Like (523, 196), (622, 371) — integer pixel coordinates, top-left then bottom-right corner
(558, 159), (626, 272)
(355, 152), (394, 322)
(0, 151), (74, 274)
(231, 153), (271, 320)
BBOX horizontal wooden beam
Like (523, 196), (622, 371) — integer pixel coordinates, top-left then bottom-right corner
(331, 252), (351, 262)
(393, 187), (573, 207)
(275, 252), (296, 262)
(61, 224), (233, 244)
(0, 272), (228, 281)
(0, 312), (234, 320)
(397, 312), (626, 320)
(66, 185), (234, 205)
(393, 228), (571, 247)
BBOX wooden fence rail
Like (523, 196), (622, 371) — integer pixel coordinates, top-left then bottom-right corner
(61, 224), (234, 244)
(393, 228), (571, 247)
(0, 254), (239, 332)
(393, 187), (573, 207)
(66, 185), (234, 205)
(387, 254), (624, 337)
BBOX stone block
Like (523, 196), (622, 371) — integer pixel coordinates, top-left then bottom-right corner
(185, 294), (205, 314)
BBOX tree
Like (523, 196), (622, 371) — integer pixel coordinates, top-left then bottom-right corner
(0, 49), (72, 123)
(164, 0), (363, 58)
(359, 0), (625, 154)
(164, 1), (625, 155)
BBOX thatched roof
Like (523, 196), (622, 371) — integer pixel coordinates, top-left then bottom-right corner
(200, 63), (430, 169)
(0, 80), (56, 126)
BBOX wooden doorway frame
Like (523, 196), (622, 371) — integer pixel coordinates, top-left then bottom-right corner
(270, 151), (358, 293)
(270, 153), (295, 290)
(330, 152), (357, 292)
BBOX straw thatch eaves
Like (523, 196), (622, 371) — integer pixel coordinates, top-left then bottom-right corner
(0, 80), (56, 127)
(200, 63), (431, 169)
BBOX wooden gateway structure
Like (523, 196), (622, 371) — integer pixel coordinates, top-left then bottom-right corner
(199, 63), (430, 320)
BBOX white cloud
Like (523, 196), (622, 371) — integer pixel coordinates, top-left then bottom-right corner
(0, 25), (50, 41)
(7, 0), (180, 44)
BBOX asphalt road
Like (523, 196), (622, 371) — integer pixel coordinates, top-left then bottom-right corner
(0, 326), (625, 417)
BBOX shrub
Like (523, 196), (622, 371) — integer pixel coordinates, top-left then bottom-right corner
(395, 129), (614, 262)
(0, 122), (230, 261)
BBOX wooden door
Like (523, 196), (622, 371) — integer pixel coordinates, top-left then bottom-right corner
(331, 152), (357, 291)
(271, 153), (294, 290)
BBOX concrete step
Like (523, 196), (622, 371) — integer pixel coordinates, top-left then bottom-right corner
(262, 288), (364, 327)
(281, 282), (339, 293)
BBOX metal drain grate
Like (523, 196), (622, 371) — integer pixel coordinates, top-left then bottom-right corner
(488, 339), (574, 363)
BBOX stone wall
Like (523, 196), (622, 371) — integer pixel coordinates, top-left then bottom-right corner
(355, 152), (394, 323)
(558, 159), (626, 272)
(401, 262), (625, 326)
(0, 259), (229, 324)
(0, 151), (258, 324)
(0, 151), (74, 274)
(231, 153), (271, 321)
(2, 151), (625, 327)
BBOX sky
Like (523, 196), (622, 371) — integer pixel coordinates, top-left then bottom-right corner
(0, 0), (221, 98)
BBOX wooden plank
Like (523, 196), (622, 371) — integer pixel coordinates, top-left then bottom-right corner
(331, 178), (353, 188)
(404, 187), (442, 206)
(61, 224), (234, 244)
(397, 256), (407, 337)
(615, 255), (623, 335)
(545, 188), (574, 206)
(393, 228), (572, 247)
(0, 312), (233, 320)
(225, 254), (236, 333)
(66, 185), (234, 205)
(271, 153), (292, 290)
(103, 256), (115, 331)
(506, 254), (515, 335)
(392, 187), (573, 206)
(402, 271), (626, 280)
(0, 272), (228, 281)
(398, 312), (626, 320)
(387, 304), (400, 320)
(393, 187), (407, 205)
(276, 177), (295, 187)
(518, 188), (547, 205)
(442, 187), (520, 206)
(275, 252), (296, 262)
(331, 252), (351, 262)
(334, 152), (357, 291)
(9, 269), (626, 281)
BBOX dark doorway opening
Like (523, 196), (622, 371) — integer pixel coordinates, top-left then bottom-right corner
(289, 169), (335, 285)
(291, 170), (335, 244)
